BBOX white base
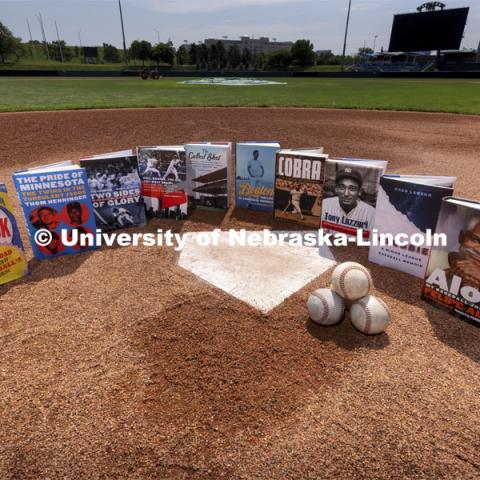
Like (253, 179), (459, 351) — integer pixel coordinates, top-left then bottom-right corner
(178, 231), (336, 313)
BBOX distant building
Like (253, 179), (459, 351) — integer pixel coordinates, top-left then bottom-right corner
(204, 36), (293, 55)
(315, 50), (332, 56)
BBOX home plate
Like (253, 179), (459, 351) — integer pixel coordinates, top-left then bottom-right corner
(178, 231), (336, 313)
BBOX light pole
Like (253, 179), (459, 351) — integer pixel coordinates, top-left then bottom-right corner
(155, 29), (160, 44)
(26, 18), (36, 60)
(54, 20), (64, 63)
(373, 35), (378, 53)
(341, 0), (352, 71)
(118, 0), (128, 64)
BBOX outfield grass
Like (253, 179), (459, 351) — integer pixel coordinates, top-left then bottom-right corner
(0, 77), (479, 114)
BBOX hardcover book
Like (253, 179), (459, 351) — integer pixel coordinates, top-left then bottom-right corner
(137, 146), (187, 220)
(13, 161), (97, 259)
(273, 148), (327, 228)
(321, 158), (388, 239)
(0, 183), (28, 285)
(235, 142), (280, 212)
(80, 152), (146, 231)
(185, 142), (232, 210)
(369, 175), (455, 278)
(422, 197), (480, 327)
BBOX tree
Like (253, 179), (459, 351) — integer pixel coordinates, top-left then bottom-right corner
(176, 44), (189, 65)
(188, 43), (198, 66)
(151, 42), (175, 66)
(49, 40), (74, 62)
(0, 21), (22, 63)
(208, 43), (218, 69)
(103, 43), (120, 63)
(216, 41), (227, 69)
(291, 39), (315, 66)
(316, 51), (337, 65)
(358, 47), (374, 56)
(241, 47), (252, 70)
(227, 45), (241, 69)
(267, 49), (291, 69)
(129, 40), (152, 65)
(253, 52), (267, 70)
(198, 44), (208, 69)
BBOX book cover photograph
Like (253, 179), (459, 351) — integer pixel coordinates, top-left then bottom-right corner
(185, 143), (232, 210)
(321, 159), (387, 238)
(13, 162), (97, 259)
(235, 142), (280, 212)
(0, 183), (28, 285)
(80, 153), (146, 231)
(422, 197), (480, 326)
(369, 175), (455, 278)
(137, 146), (188, 220)
(273, 148), (327, 228)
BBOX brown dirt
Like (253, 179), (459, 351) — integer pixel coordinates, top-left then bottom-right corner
(1, 108), (480, 479)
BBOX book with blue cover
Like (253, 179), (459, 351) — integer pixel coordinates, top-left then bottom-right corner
(369, 175), (455, 278)
(235, 142), (280, 212)
(0, 183), (28, 284)
(80, 152), (146, 231)
(13, 161), (97, 260)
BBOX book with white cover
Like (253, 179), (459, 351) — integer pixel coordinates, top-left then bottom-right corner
(185, 142), (232, 210)
(369, 175), (455, 278)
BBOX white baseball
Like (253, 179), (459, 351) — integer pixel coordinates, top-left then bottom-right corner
(350, 295), (391, 335)
(307, 288), (345, 326)
(331, 262), (373, 301)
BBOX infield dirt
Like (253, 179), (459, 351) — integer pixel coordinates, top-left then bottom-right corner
(1, 108), (480, 479)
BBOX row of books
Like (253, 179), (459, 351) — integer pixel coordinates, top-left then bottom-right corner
(1, 142), (479, 327)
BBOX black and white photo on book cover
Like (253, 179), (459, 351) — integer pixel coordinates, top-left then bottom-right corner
(321, 159), (387, 239)
(81, 155), (146, 231)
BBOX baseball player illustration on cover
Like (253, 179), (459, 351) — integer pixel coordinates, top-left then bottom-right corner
(162, 154), (182, 181)
(288, 184), (306, 221)
(143, 157), (161, 178)
(247, 150), (265, 179)
(322, 167), (376, 231)
(112, 207), (135, 228)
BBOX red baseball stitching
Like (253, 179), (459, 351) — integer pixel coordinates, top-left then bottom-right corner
(311, 291), (330, 322)
(338, 264), (371, 300)
(356, 298), (373, 334)
(376, 297), (390, 321)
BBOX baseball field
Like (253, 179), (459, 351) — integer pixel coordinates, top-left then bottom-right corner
(1, 78), (480, 479)
(0, 76), (479, 113)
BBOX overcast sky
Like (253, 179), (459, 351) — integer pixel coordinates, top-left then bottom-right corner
(1, 0), (478, 54)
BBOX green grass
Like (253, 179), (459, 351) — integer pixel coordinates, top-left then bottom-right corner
(0, 77), (479, 114)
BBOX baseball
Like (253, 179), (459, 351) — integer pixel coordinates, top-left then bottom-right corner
(307, 288), (345, 326)
(331, 262), (373, 301)
(349, 295), (391, 335)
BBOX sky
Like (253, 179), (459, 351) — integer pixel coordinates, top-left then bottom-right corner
(1, 0), (478, 55)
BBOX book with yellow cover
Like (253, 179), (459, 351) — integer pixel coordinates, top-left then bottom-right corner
(0, 183), (28, 285)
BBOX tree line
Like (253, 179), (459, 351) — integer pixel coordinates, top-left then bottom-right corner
(1, 20), (359, 69)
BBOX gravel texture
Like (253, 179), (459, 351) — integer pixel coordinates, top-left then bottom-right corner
(1, 108), (480, 479)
